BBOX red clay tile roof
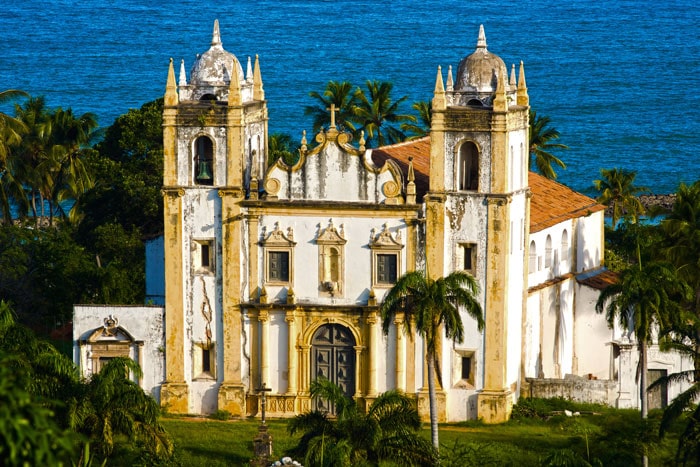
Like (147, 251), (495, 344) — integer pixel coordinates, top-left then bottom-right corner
(374, 137), (605, 231)
(371, 137), (430, 202)
(529, 172), (606, 232)
(577, 268), (619, 290)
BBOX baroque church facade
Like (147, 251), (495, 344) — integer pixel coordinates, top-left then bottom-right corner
(73, 21), (690, 423)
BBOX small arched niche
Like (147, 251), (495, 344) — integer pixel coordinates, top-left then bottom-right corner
(457, 141), (479, 191)
(193, 135), (214, 186)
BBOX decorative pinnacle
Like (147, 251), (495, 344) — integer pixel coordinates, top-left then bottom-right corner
(211, 19), (222, 47)
(476, 24), (487, 50)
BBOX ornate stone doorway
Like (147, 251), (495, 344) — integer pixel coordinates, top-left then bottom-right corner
(311, 323), (356, 412)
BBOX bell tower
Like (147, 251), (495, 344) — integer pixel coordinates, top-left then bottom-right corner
(426, 25), (530, 423)
(161, 19), (268, 415)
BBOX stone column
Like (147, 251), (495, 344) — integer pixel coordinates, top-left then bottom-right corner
(354, 345), (364, 398)
(394, 314), (405, 391)
(286, 310), (297, 394)
(367, 311), (379, 396)
(259, 310), (270, 388)
(616, 340), (636, 408)
(300, 344), (311, 393)
(160, 187), (189, 414)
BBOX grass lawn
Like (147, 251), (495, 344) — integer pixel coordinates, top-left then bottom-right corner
(144, 406), (680, 466)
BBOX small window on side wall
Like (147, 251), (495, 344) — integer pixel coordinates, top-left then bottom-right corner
(453, 349), (476, 388)
(369, 224), (404, 288)
(193, 342), (215, 380)
(194, 239), (215, 275)
(460, 243), (477, 275)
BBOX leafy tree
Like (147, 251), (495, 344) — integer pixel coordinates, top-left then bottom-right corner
(287, 378), (436, 466)
(0, 89), (28, 167)
(529, 110), (567, 180)
(268, 132), (300, 166)
(353, 80), (415, 148)
(380, 270), (483, 451)
(400, 100), (431, 139)
(594, 168), (649, 228)
(305, 81), (360, 134)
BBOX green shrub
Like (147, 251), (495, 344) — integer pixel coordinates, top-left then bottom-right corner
(209, 410), (232, 421)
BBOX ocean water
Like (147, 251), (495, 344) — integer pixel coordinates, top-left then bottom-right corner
(2, 0), (698, 195)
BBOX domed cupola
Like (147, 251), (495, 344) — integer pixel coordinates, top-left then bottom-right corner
(454, 25), (509, 106)
(190, 19), (244, 86)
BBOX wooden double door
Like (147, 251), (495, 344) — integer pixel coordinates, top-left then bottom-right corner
(312, 324), (356, 412)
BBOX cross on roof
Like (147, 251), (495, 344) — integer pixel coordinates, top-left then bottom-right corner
(326, 103), (337, 129)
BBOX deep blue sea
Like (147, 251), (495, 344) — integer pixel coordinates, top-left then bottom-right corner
(2, 0), (698, 195)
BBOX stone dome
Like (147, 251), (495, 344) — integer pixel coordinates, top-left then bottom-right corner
(190, 20), (244, 86)
(455, 25), (507, 94)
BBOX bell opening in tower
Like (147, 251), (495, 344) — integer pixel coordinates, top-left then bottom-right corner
(194, 136), (214, 186)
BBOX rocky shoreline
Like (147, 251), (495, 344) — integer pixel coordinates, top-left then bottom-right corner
(604, 194), (676, 217)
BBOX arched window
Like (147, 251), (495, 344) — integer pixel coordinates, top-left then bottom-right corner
(200, 93), (217, 101)
(529, 240), (537, 272)
(561, 230), (569, 263)
(194, 136), (214, 186)
(545, 235), (553, 269)
(458, 142), (479, 191)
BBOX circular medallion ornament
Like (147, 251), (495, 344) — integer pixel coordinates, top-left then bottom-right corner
(265, 178), (281, 196)
(382, 181), (400, 197)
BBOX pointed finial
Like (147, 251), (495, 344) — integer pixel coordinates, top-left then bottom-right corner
(179, 59), (187, 86)
(432, 65), (446, 110)
(301, 130), (307, 153)
(517, 61), (529, 107)
(510, 64), (516, 87)
(359, 130), (366, 152)
(406, 156), (416, 204)
(476, 24), (487, 50)
(165, 58), (179, 106)
(228, 57), (241, 105)
(253, 54), (264, 100)
(493, 68), (507, 111)
(211, 19), (222, 47)
(246, 56), (253, 81)
(446, 65), (454, 92)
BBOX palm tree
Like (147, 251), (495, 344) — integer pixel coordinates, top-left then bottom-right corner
(287, 378), (436, 466)
(596, 252), (688, 421)
(353, 80), (415, 148)
(13, 96), (53, 221)
(0, 89), (28, 167)
(400, 100), (431, 139)
(529, 110), (567, 180)
(594, 168), (649, 228)
(305, 80), (360, 134)
(268, 132), (299, 166)
(380, 270), (484, 451)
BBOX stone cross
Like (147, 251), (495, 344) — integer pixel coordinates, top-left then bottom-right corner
(326, 103), (337, 128)
(257, 383), (272, 424)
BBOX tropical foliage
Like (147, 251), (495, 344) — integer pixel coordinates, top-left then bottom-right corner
(594, 168), (649, 228)
(287, 378), (437, 466)
(306, 80), (416, 148)
(400, 100), (431, 139)
(380, 270), (483, 450)
(0, 300), (173, 464)
(529, 110), (568, 180)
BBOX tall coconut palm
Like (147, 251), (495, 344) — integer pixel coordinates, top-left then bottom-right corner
(596, 250), (689, 420)
(380, 270), (483, 451)
(305, 80), (360, 134)
(529, 110), (567, 180)
(400, 100), (431, 139)
(287, 378), (436, 466)
(13, 96), (53, 221)
(594, 168), (649, 228)
(0, 89), (28, 167)
(353, 80), (415, 148)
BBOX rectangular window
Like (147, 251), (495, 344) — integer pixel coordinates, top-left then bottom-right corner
(461, 243), (476, 274)
(268, 251), (290, 282)
(194, 239), (215, 274)
(202, 348), (211, 373)
(193, 343), (215, 379)
(376, 254), (398, 284)
(461, 356), (472, 380)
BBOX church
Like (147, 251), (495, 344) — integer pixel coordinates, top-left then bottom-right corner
(73, 21), (690, 423)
